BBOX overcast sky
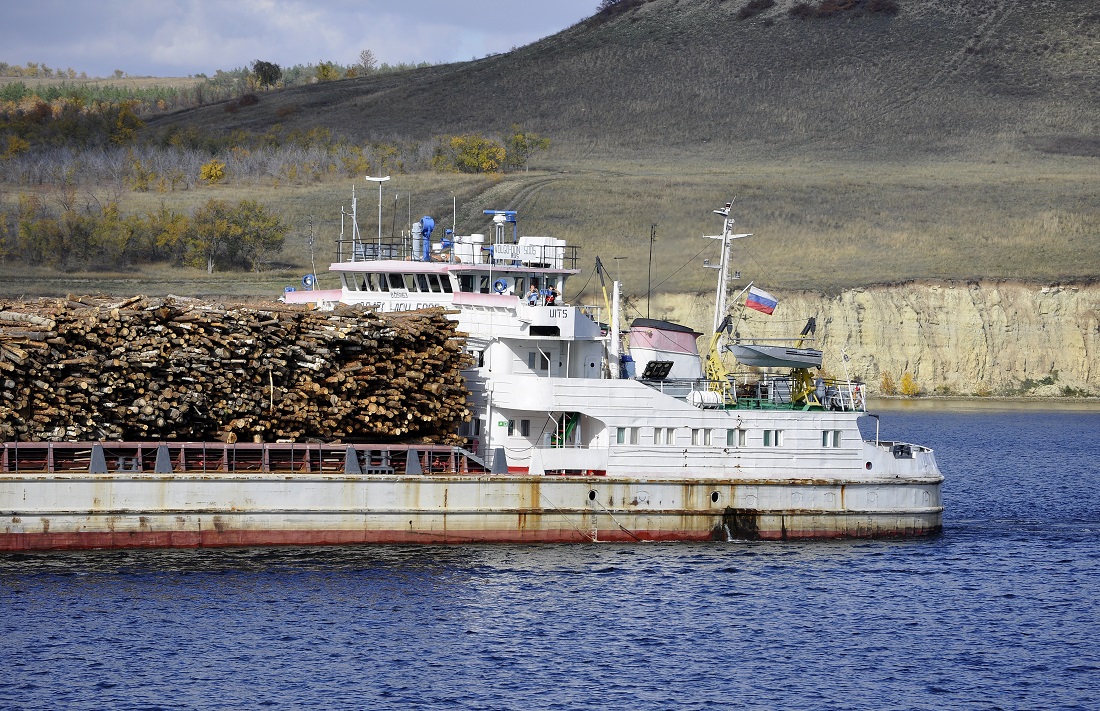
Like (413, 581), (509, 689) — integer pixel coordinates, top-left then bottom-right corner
(2, 0), (600, 77)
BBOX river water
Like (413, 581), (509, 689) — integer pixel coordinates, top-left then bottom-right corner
(1, 410), (1098, 710)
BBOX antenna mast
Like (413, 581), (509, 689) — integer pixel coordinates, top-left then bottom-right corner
(706, 201), (752, 334)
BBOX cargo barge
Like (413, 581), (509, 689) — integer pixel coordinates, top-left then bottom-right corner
(0, 197), (943, 549)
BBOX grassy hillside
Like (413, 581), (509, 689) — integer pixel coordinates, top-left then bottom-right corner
(2, 0), (1098, 298)
(146, 0), (1100, 160)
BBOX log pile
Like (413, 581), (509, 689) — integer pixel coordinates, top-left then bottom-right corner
(0, 296), (472, 443)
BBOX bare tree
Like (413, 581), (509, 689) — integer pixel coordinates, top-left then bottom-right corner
(358, 49), (378, 74)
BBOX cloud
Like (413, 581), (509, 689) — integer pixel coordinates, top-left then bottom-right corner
(1, 0), (595, 77)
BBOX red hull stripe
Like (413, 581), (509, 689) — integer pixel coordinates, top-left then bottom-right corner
(0, 525), (938, 550)
(0, 528), (719, 550)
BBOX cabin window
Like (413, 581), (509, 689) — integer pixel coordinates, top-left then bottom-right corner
(822, 430), (842, 448)
(653, 427), (662, 445)
(629, 427), (639, 445)
(727, 429), (746, 447)
(764, 429), (783, 447)
(520, 419), (531, 438)
(462, 418), (482, 439)
(527, 351), (549, 371)
(690, 429), (712, 446)
(507, 420), (515, 436)
(616, 427), (626, 445)
(427, 274), (443, 293)
(388, 273), (404, 289)
(666, 428), (675, 445)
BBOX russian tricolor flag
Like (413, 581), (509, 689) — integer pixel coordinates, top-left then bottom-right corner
(746, 286), (778, 315)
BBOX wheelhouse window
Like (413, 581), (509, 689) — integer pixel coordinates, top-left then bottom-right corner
(388, 273), (404, 289)
(459, 275), (475, 293)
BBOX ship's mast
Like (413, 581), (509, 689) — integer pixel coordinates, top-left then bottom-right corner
(705, 202), (751, 335)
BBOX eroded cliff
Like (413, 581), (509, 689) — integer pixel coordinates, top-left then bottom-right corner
(653, 282), (1100, 396)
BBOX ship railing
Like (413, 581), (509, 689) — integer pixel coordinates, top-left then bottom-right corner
(334, 238), (582, 270)
(870, 440), (933, 457)
(337, 238), (412, 262)
(578, 304), (604, 329)
(0, 441), (491, 476)
(489, 243), (581, 270)
(729, 372), (867, 412)
(636, 372), (866, 412)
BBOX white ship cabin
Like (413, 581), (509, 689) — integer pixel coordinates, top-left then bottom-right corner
(286, 208), (891, 479)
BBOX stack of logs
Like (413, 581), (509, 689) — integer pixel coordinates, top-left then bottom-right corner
(0, 296), (472, 443)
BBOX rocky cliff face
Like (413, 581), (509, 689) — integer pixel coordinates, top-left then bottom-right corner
(653, 282), (1100, 397)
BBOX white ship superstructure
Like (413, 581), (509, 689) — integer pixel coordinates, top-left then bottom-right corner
(278, 196), (944, 540)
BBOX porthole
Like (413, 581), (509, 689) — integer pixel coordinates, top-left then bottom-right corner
(588, 489), (597, 501)
(865, 462), (872, 470)
(711, 491), (721, 504)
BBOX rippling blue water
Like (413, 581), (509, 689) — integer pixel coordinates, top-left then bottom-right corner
(2, 410), (1098, 710)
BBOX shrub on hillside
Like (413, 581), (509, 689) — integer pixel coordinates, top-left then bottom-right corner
(816, 0), (860, 16)
(738, 0), (776, 21)
(866, 0), (900, 15)
(789, 0), (900, 19)
(789, 2), (816, 19)
(592, 0), (649, 22)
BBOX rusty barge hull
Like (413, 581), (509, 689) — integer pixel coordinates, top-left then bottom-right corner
(0, 441), (942, 550)
(0, 474), (942, 550)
